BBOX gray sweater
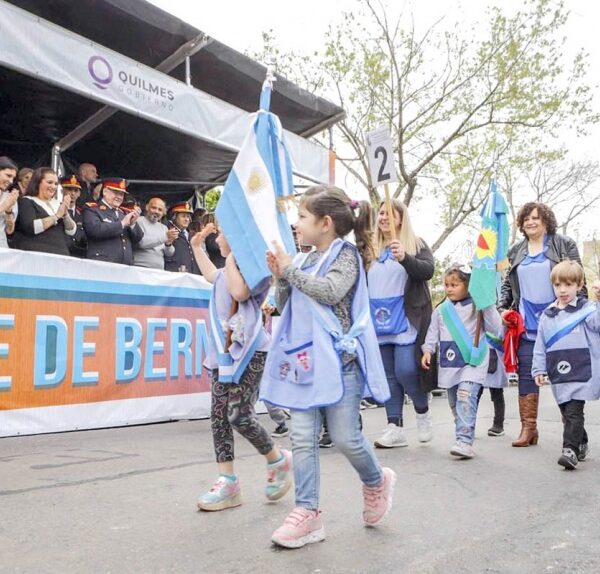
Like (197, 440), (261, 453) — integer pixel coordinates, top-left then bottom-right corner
(133, 216), (174, 269)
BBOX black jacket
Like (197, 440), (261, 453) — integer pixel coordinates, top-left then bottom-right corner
(82, 202), (144, 265)
(498, 233), (586, 311)
(65, 207), (87, 258)
(164, 226), (200, 274)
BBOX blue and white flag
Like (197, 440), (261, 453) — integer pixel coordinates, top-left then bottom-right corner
(216, 75), (297, 291)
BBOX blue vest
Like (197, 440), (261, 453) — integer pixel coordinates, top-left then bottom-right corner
(533, 299), (600, 403)
(367, 249), (417, 345)
(260, 239), (390, 409)
(205, 270), (270, 383)
(517, 251), (555, 341)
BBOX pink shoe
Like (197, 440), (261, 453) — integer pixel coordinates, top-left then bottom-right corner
(265, 449), (293, 501)
(362, 467), (397, 527)
(271, 507), (325, 549)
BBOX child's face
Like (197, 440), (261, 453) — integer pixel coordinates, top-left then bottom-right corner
(294, 205), (324, 247)
(444, 273), (469, 302)
(553, 279), (581, 307)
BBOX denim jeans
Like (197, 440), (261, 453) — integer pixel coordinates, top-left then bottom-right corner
(289, 362), (383, 510)
(380, 344), (429, 426)
(447, 381), (482, 445)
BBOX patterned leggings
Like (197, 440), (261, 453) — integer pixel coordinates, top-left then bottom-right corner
(211, 351), (274, 463)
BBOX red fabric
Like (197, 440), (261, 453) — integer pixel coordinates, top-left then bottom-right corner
(503, 310), (525, 373)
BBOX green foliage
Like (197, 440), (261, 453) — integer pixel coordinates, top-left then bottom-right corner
(204, 188), (222, 212)
(253, 0), (598, 252)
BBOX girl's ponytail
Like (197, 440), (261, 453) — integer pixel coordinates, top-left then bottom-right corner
(353, 200), (375, 270)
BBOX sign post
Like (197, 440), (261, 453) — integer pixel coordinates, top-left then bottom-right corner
(365, 125), (398, 239)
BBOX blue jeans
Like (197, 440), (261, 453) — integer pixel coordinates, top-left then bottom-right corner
(447, 381), (482, 445)
(380, 344), (429, 425)
(289, 362), (383, 510)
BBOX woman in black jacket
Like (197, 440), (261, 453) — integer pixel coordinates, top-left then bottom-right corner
(367, 199), (436, 449)
(498, 202), (585, 447)
(14, 167), (76, 256)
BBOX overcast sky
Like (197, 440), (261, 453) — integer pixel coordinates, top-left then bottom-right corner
(148, 0), (600, 254)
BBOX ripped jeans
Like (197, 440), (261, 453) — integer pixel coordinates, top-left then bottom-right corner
(447, 381), (482, 445)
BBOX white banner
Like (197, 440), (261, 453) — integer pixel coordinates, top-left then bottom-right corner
(0, 0), (330, 183)
(0, 249), (216, 437)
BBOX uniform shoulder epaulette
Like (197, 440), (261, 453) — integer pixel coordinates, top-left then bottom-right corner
(84, 201), (98, 208)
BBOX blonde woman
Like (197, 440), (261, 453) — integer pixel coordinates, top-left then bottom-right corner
(368, 199), (436, 448)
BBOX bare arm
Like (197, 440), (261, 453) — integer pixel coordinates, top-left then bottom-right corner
(224, 253), (251, 302)
(189, 224), (218, 283)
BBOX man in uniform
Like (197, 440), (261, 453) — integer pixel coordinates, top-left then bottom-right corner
(164, 202), (200, 274)
(60, 175), (87, 258)
(82, 178), (143, 265)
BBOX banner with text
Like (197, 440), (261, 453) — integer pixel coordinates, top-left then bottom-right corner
(0, 249), (213, 437)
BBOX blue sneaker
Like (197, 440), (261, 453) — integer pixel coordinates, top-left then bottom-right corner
(265, 449), (293, 501)
(197, 475), (242, 511)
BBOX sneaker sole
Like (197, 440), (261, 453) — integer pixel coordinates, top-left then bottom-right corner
(450, 449), (474, 459)
(197, 492), (242, 511)
(417, 434), (433, 443)
(557, 457), (577, 470)
(364, 469), (397, 527)
(271, 432), (289, 438)
(374, 440), (408, 449)
(271, 527), (326, 549)
(487, 430), (505, 437)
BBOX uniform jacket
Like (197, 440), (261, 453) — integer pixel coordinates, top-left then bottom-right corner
(82, 201), (143, 265)
(164, 225), (200, 274)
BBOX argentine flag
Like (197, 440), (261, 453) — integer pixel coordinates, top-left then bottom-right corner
(216, 76), (297, 291)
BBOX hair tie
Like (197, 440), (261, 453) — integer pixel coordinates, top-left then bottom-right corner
(349, 199), (359, 209)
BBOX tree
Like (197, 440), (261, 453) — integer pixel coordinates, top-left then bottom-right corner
(255, 0), (598, 252)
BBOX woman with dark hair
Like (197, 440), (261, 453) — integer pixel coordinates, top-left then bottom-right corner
(14, 167), (76, 256)
(499, 201), (585, 447)
(0, 156), (20, 248)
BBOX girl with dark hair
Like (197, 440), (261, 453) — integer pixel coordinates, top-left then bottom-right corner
(368, 198), (435, 449)
(0, 156), (19, 248)
(262, 185), (395, 549)
(498, 202), (585, 447)
(14, 167), (76, 255)
(422, 264), (503, 459)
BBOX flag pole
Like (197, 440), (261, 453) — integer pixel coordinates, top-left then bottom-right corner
(384, 183), (397, 241)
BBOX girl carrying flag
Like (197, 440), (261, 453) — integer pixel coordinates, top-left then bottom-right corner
(190, 223), (292, 512)
(422, 264), (503, 459)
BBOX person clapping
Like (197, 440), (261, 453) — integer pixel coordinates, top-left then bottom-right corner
(14, 167), (76, 256)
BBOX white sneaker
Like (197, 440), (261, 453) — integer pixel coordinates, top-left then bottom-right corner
(450, 441), (474, 459)
(374, 424), (408, 448)
(415, 412), (433, 443)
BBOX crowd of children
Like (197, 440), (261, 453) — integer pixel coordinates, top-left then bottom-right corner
(192, 187), (599, 550)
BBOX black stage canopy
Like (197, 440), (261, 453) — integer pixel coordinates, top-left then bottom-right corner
(1, 0), (344, 201)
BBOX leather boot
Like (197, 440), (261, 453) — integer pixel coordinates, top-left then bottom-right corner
(512, 393), (539, 447)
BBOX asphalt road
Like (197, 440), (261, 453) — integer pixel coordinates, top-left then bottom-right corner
(2, 386), (599, 574)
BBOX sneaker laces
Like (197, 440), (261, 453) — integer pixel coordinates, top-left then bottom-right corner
(363, 482), (385, 508)
(210, 476), (230, 492)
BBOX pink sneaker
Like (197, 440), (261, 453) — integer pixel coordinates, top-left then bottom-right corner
(265, 449), (293, 501)
(362, 467), (397, 527)
(271, 507), (325, 548)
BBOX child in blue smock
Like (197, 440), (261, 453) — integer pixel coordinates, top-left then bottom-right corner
(262, 185), (396, 549)
(533, 260), (600, 469)
(422, 264), (503, 459)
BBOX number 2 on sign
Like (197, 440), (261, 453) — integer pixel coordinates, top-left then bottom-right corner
(374, 146), (391, 182)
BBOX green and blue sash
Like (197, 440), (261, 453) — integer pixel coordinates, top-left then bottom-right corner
(440, 300), (488, 367)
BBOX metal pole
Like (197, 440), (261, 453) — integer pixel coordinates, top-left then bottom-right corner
(51, 145), (61, 173)
(185, 56), (191, 86)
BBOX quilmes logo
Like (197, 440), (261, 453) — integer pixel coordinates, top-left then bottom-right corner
(88, 55), (113, 90)
(87, 55), (175, 109)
